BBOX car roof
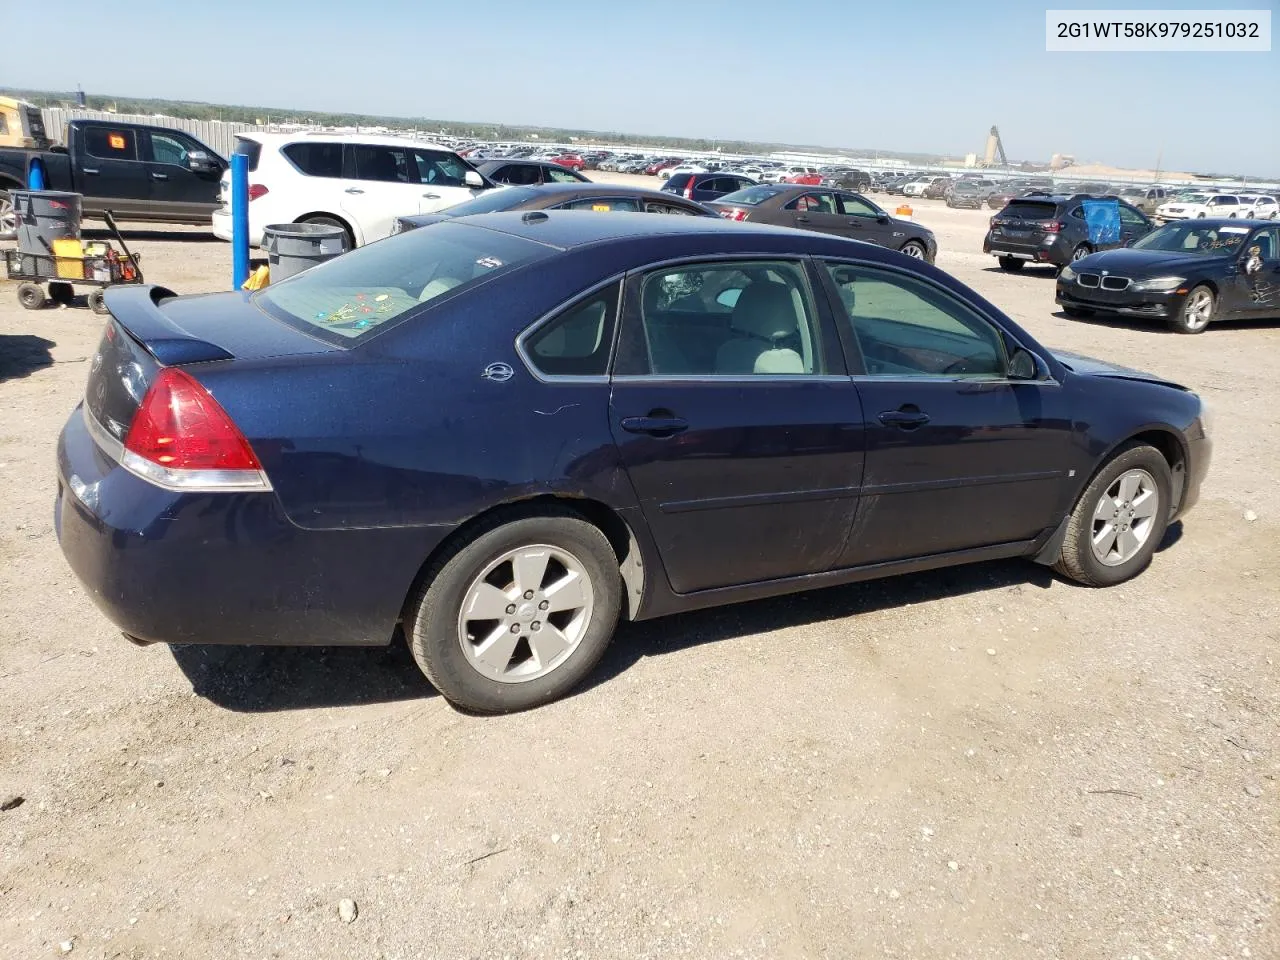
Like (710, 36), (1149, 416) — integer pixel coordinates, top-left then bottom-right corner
(1159, 217), (1274, 227)
(236, 131), (457, 150)
(446, 210), (810, 249)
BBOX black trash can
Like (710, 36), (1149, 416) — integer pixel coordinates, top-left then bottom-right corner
(12, 190), (82, 278)
(263, 222), (349, 281)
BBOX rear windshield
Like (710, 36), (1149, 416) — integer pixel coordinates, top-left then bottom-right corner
(232, 137), (262, 172)
(664, 174), (693, 189)
(255, 221), (553, 345)
(716, 184), (787, 206)
(440, 187), (541, 215)
(1000, 200), (1058, 219)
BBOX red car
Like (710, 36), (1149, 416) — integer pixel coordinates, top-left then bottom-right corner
(548, 153), (585, 171)
(645, 158), (681, 176)
(785, 172), (823, 186)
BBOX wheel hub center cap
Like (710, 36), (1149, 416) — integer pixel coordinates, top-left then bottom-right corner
(516, 602), (536, 621)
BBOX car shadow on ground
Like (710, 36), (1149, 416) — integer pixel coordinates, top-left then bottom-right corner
(982, 265), (1060, 279)
(0, 333), (55, 383)
(171, 526), (1186, 713)
(1054, 310), (1280, 333)
(81, 228), (219, 244)
(170, 637), (434, 712)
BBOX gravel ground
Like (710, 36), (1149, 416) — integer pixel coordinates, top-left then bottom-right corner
(1, 175), (1276, 960)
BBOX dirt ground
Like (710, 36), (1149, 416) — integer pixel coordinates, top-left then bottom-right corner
(1, 174), (1277, 960)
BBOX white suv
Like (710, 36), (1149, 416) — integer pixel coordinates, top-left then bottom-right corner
(1154, 193), (1243, 222)
(212, 133), (495, 247)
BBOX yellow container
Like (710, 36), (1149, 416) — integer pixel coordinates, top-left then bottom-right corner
(52, 237), (85, 280)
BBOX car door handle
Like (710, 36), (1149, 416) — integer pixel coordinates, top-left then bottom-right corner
(795, 215), (810, 223)
(151, 172), (168, 180)
(620, 415), (689, 436)
(878, 408), (931, 429)
(344, 187), (364, 195)
(422, 193), (441, 199)
(82, 168), (100, 175)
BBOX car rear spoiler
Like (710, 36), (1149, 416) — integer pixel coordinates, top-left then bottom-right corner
(102, 284), (235, 365)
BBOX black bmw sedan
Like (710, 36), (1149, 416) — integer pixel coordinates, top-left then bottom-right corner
(57, 213), (1209, 713)
(1056, 219), (1280, 333)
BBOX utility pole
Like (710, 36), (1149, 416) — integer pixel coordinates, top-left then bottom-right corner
(1154, 146), (1162, 182)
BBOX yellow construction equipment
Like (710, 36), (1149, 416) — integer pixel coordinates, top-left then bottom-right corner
(0, 96), (50, 149)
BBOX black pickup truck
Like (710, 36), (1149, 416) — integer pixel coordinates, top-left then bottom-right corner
(0, 119), (227, 236)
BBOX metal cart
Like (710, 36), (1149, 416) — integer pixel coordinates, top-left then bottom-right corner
(3, 212), (142, 314)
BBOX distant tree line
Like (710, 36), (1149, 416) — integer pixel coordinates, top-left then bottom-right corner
(0, 86), (946, 162)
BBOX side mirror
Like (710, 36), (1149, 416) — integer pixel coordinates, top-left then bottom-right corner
(1008, 347), (1047, 381)
(464, 170), (485, 189)
(876, 214), (890, 224)
(188, 150), (214, 171)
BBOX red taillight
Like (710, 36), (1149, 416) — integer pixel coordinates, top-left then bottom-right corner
(719, 208), (747, 222)
(684, 179), (695, 199)
(1041, 220), (1063, 233)
(125, 368), (261, 472)
(248, 184), (269, 201)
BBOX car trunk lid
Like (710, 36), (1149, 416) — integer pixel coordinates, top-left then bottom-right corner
(992, 199), (1061, 240)
(85, 284), (335, 444)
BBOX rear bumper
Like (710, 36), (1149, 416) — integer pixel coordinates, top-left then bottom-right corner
(211, 208), (265, 247)
(985, 234), (1070, 265)
(56, 405), (436, 647)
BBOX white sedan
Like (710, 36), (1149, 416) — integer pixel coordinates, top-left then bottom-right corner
(659, 163), (707, 181)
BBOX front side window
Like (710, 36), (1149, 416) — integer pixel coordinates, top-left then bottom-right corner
(413, 150), (469, 187)
(824, 262), (1007, 378)
(546, 166), (582, 183)
(492, 163), (540, 186)
(1118, 204), (1148, 227)
(523, 282), (620, 377)
(630, 260), (825, 376)
(839, 193), (880, 218)
(149, 133), (189, 166)
(85, 127), (138, 161)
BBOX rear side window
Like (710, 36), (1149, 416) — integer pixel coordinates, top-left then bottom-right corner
(84, 127), (138, 161)
(523, 282), (620, 377)
(256, 221), (553, 345)
(490, 163), (539, 185)
(283, 142), (345, 178)
(559, 197), (641, 212)
(233, 137), (262, 172)
(1211, 196), (1239, 206)
(1001, 201), (1058, 220)
(354, 144), (410, 182)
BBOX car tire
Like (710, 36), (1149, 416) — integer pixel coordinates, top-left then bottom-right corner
(899, 240), (927, 259)
(1070, 244), (1092, 263)
(17, 282), (46, 310)
(1062, 306), (1094, 318)
(998, 256), (1025, 272)
(1167, 284), (1215, 334)
(1053, 442), (1172, 587)
(405, 507), (622, 713)
(298, 214), (355, 250)
(87, 289), (109, 315)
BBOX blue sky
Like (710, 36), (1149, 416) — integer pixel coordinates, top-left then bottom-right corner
(4, 0), (1277, 175)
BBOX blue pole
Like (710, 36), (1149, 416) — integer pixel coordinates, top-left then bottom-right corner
(230, 153), (249, 290)
(28, 158), (45, 190)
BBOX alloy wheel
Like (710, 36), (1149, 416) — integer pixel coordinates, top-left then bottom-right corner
(0, 193), (15, 239)
(1090, 469), (1159, 566)
(1072, 245), (1091, 262)
(1182, 288), (1214, 331)
(900, 241), (926, 259)
(456, 544), (595, 683)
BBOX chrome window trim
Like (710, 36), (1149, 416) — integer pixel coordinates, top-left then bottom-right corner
(82, 405), (274, 494)
(514, 273), (625, 384)
(611, 374), (852, 384)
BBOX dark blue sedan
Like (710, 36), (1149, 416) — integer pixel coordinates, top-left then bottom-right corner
(56, 213), (1211, 712)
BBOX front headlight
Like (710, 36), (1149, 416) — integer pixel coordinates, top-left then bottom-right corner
(1129, 276), (1185, 292)
(1059, 265), (1077, 281)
